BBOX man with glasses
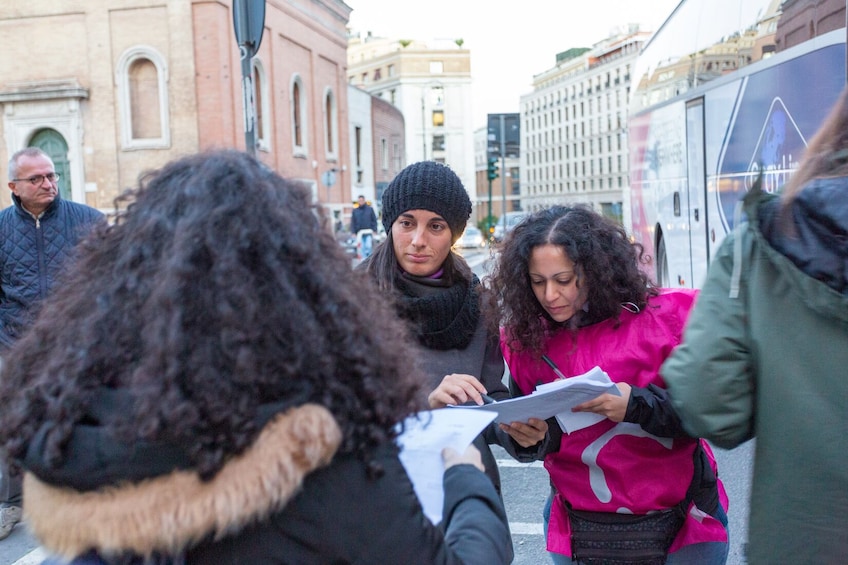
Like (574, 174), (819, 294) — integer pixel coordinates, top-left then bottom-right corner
(0, 147), (103, 540)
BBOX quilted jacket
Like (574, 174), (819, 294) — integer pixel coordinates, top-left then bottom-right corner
(0, 194), (103, 348)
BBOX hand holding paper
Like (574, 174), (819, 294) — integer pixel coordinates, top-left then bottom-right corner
(456, 366), (621, 433)
(396, 409), (496, 525)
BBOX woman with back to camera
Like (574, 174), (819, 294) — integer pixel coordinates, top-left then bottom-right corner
(486, 205), (729, 565)
(360, 161), (543, 520)
(662, 86), (848, 564)
(0, 150), (511, 564)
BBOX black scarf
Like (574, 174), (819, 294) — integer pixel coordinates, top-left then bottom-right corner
(396, 272), (481, 351)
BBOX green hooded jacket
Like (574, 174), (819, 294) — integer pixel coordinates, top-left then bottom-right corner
(662, 182), (848, 565)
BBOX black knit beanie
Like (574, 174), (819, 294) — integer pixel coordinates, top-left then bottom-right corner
(381, 161), (472, 243)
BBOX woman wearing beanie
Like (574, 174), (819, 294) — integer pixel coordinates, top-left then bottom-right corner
(361, 162), (545, 530)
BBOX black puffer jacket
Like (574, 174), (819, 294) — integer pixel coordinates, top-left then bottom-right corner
(24, 398), (512, 565)
(0, 194), (103, 348)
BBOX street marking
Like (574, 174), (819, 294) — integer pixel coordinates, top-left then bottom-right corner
(495, 458), (545, 468)
(13, 548), (47, 565)
(509, 521), (544, 535)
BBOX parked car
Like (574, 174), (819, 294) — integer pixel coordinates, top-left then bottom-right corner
(457, 225), (486, 249)
(492, 212), (526, 242)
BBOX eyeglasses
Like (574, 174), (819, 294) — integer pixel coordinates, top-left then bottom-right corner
(12, 173), (60, 185)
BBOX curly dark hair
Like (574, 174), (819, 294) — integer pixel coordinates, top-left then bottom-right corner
(484, 205), (656, 356)
(0, 150), (423, 479)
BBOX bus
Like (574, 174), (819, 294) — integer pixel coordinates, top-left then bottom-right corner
(627, 0), (847, 288)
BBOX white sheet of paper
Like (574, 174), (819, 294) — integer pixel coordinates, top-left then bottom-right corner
(455, 366), (620, 433)
(396, 409), (497, 525)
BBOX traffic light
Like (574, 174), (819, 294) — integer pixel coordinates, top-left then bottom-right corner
(486, 156), (499, 181)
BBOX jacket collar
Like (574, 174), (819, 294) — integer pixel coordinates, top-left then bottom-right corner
(24, 404), (341, 561)
(12, 192), (61, 220)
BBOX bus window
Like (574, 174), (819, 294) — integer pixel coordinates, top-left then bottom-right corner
(630, 0), (845, 115)
(627, 0), (847, 288)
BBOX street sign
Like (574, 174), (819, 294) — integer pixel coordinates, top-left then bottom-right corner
(233, 0), (265, 57)
(232, 0), (266, 156)
(321, 170), (336, 187)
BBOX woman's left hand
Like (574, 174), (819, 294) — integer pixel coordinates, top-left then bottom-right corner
(571, 382), (632, 422)
(499, 418), (549, 447)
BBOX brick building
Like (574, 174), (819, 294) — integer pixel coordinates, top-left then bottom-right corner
(0, 0), (353, 214)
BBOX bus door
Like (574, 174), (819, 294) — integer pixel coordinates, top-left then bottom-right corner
(684, 98), (709, 288)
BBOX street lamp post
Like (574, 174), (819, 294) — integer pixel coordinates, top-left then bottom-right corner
(421, 94), (427, 161)
(500, 114), (507, 219)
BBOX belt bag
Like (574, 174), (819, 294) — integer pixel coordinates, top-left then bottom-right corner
(566, 503), (686, 565)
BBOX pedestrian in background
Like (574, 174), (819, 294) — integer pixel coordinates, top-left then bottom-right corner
(0, 147), (103, 541)
(662, 87), (848, 564)
(350, 194), (378, 258)
(486, 205), (729, 565)
(360, 161), (528, 523)
(0, 150), (511, 564)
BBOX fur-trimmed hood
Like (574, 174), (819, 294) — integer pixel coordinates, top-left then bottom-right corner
(24, 404), (341, 561)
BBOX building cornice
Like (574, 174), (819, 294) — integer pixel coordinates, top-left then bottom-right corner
(0, 79), (89, 103)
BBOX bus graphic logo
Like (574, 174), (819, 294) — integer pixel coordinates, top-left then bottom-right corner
(746, 97), (805, 193)
(718, 95), (808, 233)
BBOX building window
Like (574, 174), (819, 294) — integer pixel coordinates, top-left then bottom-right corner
(324, 88), (338, 158)
(432, 110), (444, 127)
(116, 45), (170, 149)
(381, 138), (389, 170)
(291, 76), (307, 156)
(374, 68), (382, 81)
(432, 134), (445, 152)
(388, 64), (395, 77)
(355, 126), (363, 184)
(429, 61), (444, 73)
(253, 59), (270, 151)
(393, 142), (401, 171)
(430, 86), (444, 106)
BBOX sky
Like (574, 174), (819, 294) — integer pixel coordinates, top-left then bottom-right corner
(347, 0), (680, 129)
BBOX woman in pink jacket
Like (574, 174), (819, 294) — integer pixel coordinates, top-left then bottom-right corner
(486, 205), (729, 565)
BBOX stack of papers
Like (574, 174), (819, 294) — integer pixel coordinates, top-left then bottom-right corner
(458, 365), (620, 433)
(396, 409), (497, 525)
(395, 367), (621, 524)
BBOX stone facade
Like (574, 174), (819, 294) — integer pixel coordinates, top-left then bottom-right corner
(520, 27), (650, 227)
(369, 93), (406, 218)
(347, 34), (475, 209)
(0, 0), (353, 213)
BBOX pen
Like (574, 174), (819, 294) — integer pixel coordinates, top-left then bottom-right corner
(541, 354), (568, 380)
(480, 393), (496, 405)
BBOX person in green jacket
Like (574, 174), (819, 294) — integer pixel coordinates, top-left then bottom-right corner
(661, 87), (848, 565)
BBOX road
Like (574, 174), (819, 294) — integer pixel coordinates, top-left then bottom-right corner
(0, 247), (753, 565)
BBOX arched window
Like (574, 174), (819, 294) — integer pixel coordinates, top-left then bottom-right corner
(116, 46), (170, 149)
(323, 88), (338, 159)
(291, 75), (307, 156)
(252, 58), (270, 151)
